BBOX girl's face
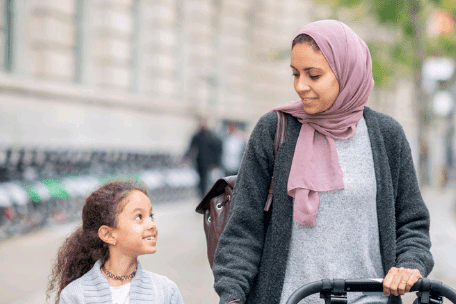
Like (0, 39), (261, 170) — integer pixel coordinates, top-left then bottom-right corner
(291, 42), (340, 115)
(113, 190), (158, 257)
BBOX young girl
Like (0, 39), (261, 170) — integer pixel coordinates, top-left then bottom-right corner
(47, 180), (184, 304)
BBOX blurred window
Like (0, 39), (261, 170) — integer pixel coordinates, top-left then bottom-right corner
(0, 0), (13, 72)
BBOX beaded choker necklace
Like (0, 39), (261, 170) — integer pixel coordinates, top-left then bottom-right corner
(101, 264), (137, 281)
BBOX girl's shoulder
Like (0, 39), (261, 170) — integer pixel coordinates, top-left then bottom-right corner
(59, 275), (86, 303)
(142, 270), (179, 289)
(60, 261), (108, 303)
(141, 270), (184, 303)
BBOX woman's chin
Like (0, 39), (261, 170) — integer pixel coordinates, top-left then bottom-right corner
(302, 105), (318, 115)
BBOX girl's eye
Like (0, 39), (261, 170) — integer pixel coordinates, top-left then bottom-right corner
(135, 214), (142, 220)
(150, 214), (154, 220)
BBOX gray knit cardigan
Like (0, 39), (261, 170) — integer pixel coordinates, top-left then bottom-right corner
(59, 260), (184, 304)
(212, 107), (434, 304)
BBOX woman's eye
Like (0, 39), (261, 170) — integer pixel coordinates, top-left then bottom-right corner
(292, 73), (299, 77)
(310, 75), (320, 80)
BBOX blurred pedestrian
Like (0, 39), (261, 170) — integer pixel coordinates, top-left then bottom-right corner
(221, 123), (246, 176)
(212, 20), (433, 304)
(184, 117), (223, 199)
(47, 180), (184, 304)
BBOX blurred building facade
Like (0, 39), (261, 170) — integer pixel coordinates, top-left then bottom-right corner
(0, 0), (418, 157)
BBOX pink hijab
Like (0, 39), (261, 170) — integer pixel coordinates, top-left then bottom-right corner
(272, 20), (374, 226)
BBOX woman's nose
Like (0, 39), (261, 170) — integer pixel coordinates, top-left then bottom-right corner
(295, 76), (311, 93)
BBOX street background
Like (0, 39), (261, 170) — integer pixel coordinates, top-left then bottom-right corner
(1, 187), (456, 304)
(1, 0), (456, 303)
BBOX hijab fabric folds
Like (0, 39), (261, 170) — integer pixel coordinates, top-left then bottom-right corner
(272, 20), (374, 226)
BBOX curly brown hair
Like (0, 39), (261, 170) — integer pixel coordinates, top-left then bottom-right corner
(46, 179), (149, 303)
(292, 33), (320, 52)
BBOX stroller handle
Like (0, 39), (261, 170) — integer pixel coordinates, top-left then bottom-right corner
(286, 278), (456, 304)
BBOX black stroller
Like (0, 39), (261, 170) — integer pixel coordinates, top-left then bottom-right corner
(286, 278), (456, 304)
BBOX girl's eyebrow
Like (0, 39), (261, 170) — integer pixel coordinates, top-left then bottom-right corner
(130, 207), (153, 214)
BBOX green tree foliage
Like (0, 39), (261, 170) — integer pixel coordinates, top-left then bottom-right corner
(313, 0), (456, 87)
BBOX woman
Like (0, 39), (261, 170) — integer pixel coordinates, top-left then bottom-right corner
(212, 20), (433, 304)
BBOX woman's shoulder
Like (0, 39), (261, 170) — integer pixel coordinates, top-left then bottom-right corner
(252, 110), (297, 138)
(256, 111), (279, 129)
(363, 106), (406, 137)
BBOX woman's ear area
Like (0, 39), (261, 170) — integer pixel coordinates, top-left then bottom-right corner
(98, 225), (117, 245)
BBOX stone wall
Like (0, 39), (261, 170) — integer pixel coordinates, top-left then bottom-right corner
(0, 0), (418, 155)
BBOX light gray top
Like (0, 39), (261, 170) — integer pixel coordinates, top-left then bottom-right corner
(60, 260), (184, 304)
(279, 117), (387, 304)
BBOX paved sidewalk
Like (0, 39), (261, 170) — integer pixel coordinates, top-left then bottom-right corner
(421, 187), (456, 286)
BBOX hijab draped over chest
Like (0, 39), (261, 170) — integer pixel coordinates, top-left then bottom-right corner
(272, 20), (374, 226)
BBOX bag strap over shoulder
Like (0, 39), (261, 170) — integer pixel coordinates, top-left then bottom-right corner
(264, 111), (287, 212)
(273, 111), (287, 156)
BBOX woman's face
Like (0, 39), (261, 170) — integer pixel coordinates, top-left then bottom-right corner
(291, 42), (340, 115)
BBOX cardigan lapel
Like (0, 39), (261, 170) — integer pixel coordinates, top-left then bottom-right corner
(259, 113), (301, 304)
(81, 260), (112, 303)
(363, 107), (396, 275)
(129, 261), (156, 304)
(81, 260), (156, 304)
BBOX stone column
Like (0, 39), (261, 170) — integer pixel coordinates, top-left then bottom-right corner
(0, 0), (6, 69)
(27, 0), (76, 81)
(215, 0), (250, 121)
(139, 0), (178, 101)
(84, 0), (135, 89)
(183, 0), (214, 117)
(245, 0), (294, 115)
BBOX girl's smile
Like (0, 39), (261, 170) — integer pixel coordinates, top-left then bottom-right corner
(144, 235), (157, 245)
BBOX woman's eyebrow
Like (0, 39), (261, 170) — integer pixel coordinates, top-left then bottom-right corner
(290, 65), (322, 72)
(304, 67), (322, 71)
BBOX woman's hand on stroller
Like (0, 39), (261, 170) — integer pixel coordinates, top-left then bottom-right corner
(383, 267), (422, 297)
